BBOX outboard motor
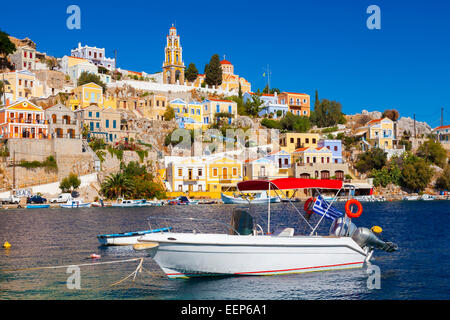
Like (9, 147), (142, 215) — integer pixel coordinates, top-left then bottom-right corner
(229, 208), (254, 235)
(351, 227), (398, 253)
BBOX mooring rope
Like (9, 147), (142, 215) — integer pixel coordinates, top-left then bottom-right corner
(0, 257), (148, 287)
(0, 257), (143, 272)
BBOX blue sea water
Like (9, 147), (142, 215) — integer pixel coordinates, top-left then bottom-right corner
(0, 201), (449, 300)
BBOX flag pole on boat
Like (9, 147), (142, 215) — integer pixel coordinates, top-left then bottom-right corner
(268, 181), (271, 235)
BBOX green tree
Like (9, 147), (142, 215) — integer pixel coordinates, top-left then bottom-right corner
(59, 173), (81, 193)
(244, 94), (263, 117)
(100, 172), (134, 199)
(0, 30), (16, 70)
(204, 54), (222, 87)
(261, 118), (282, 130)
(77, 71), (106, 92)
(355, 148), (387, 173)
(416, 139), (447, 168)
(279, 112), (311, 133)
(0, 30), (16, 57)
(163, 106), (175, 121)
(435, 165), (450, 190)
(400, 154), (434, 192)
(185, 63), (199, 83)
(313, 99), (345, 128)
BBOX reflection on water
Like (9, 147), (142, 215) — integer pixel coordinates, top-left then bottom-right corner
(0, 201), (449, 299)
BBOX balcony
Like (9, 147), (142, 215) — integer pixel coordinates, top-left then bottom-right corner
(8, 118), (48, 125)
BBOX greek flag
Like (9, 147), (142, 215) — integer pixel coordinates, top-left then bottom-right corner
(312, 195), (344, 221)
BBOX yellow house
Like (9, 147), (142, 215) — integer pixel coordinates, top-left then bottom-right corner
(166, 157), (207, 193)
(206, 155), (242, 192)
(292, 147), (333, 165)
(170, 99), (204, 130)
(279, 132), (320, 154)
(202, 98), (238, 126)
(1, 70), (44, 102)
(357, 118), (395, 151)
(67, 82), (115, 111)
(67, 82), (103, 110)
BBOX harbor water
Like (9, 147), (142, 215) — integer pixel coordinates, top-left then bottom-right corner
(0, 201), (449, 300)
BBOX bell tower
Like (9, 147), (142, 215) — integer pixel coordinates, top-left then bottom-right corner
(162, 24), (185, 84)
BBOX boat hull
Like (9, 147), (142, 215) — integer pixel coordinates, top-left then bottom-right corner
(97, 227), (172, 246)
(138, 233), (367, 278)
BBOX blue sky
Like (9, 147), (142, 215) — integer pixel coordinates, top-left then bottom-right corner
(1, 0), (449, 127)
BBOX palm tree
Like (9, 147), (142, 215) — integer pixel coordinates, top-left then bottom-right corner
(100, 172), (134, 199)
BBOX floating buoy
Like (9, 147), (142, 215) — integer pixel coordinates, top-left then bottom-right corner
(345, 199), (363, 218)
(371, 226), (383, 234)
(90, 254), (101, 259)
(3, 241), (11, 249)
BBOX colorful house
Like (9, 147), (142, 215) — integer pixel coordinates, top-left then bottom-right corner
(278, 132), (320, 154)
(0, 100), (49, 139)
(202, 99), (237, 126)
(317, 139), (343, 163)
(292, 147), (334, 166)
(243, 157), (278, 180)
(170, 99), (204, 130)
(74, 105), (121, 142)
(66, 82), (115, 111)
(205, 155), (242, 192)
(166, 157), (207, 193)
(243, 91), (289, 119)
(0, 70), (44, 101)
(278, 92), (310, 117)
(433, 125), (450, 143)
(357, 117), (395, 151)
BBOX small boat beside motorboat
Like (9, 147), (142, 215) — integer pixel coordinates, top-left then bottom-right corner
(60, 199), (91, 208)
(167, 196), (198, 205)
(421, 194), (435, 201)
(97, 227), (172, 246)
(221, 191), (281, 204)
(26, 204), (50, 209)
(111, 198), (164, 207)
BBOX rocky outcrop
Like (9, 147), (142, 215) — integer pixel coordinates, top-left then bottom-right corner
(396, 117), (431, 137)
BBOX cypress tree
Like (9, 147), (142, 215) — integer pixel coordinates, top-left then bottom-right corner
(185, 63), (199, 83)
(205, 54), (222, 87)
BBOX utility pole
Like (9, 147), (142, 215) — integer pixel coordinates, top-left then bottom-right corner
(441, 107), (444, 127)
(114, 49), (117, 73)
(413, 113), (416, 139)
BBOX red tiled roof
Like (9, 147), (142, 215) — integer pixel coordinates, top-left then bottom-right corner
(220, 59), (232, 65)
(367, 118), (382, 125)
(208, 98), (233, 103)
(281, 92), (309, 96)
(434, 124), (450, 130)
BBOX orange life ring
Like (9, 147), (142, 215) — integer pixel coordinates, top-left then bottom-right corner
(304, 197), (316, 215)
(345, 199), (363, 218)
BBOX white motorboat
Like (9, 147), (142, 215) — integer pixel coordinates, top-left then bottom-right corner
(60, 199), (91, 208)
(421, 194), (435, 201)
(403, 195), (420, 201)
(135, 178), (397, 279)
(221, 191), (281, 204)
(111, 198), (154, 207)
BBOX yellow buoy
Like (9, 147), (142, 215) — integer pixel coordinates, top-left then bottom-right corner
(3, 241), (11, 249)
(371, 226), (383, 234)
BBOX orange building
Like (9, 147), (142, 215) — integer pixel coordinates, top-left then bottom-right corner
(0, 100), (49, 139)
(278, 92), (310, 117)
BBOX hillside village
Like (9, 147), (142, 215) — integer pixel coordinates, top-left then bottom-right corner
(0, 26), (449, 203)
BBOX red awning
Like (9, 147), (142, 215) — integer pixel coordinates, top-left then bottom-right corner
(237, 178), (343, 191)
